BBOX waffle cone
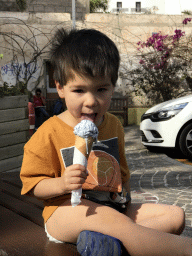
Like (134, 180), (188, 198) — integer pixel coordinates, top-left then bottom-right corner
(74, 136), (94, 159)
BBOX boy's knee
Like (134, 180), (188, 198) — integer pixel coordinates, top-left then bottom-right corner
(168, 205), (185, 234)
(169, 205), (185, 221)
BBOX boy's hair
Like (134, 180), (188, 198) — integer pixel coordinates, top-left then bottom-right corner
(50, 28), (120, 86)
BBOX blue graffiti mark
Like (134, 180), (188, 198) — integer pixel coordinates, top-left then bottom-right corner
(1, 62), (39, 80)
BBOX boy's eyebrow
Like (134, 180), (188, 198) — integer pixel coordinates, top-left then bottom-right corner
(69, 83), (112, 88)
(100, 83), (111, 87)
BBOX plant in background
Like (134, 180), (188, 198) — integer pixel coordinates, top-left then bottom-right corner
(137, 29), (185, 71)
(183, 18), (192, 25)
(182, 10), (192, 15)
(0, 81), (28, 98)
(16, 0), (27, 12)
(90, 0), (108, 13)
(121, 19), (192, 105)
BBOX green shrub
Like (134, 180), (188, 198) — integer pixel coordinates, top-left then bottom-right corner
(0, 82), (28, 98)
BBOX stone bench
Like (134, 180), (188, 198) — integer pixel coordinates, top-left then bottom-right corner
(0, 169), (80, 256)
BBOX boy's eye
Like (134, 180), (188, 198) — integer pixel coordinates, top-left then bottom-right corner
(98, 88), (107, 92)
(73, 89), (84, 93)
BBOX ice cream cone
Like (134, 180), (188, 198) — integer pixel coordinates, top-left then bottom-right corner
(74, 136), (95, 160)
(71, 120), (98, 207)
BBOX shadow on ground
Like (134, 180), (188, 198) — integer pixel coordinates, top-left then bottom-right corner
(146, 146), (192, 165)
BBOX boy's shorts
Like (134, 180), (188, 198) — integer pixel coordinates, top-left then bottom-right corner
(45, 223), (64, 243)
(45, 190), (131, 243)
(83, 190), (131, 213)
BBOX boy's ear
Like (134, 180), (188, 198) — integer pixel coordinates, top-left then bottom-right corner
(55, 81), (65, 98)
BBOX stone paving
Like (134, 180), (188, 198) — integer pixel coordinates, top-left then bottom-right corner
(124, 125), (192, 233)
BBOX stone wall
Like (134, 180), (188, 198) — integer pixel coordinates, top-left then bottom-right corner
(26, 0), (89, 20)
(1, 12), (191, 59)
(0, 0), (19, 12)
(84, 13), (192, 54)
(0, 0), (89, 20)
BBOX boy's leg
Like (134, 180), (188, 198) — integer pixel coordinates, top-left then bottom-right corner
(125, 202), (185, 235)
(46, 199), (192, 256)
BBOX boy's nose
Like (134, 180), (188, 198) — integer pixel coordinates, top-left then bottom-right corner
(84, 93), (98, 107)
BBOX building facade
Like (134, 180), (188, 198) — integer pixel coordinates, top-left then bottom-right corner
(107, 0), (192, 15)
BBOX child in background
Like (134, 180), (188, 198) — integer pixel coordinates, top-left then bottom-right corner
(20, 28), (192, 256)
(33, 88), (49, 129)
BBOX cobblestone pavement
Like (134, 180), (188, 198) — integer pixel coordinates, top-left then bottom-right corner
(124, 125), (192, 235)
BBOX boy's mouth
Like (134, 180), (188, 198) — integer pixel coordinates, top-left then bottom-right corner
(81, 113), (97, 122)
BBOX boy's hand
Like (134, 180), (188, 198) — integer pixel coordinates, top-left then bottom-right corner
(60, 164), (88, 194)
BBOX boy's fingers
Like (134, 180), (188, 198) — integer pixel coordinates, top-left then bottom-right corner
(70, 177), (86, 184)
(72, 164), (86, 171)
(69, 170), (88, 179)
(67, 165), (88, 176)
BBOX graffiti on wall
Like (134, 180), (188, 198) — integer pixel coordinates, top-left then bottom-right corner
(1, 62), (40, 87)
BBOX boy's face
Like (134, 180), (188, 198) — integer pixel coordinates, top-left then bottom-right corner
(56, 71), (114, 127)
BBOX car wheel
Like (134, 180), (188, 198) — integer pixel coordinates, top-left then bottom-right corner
(179, 123), (192, 159)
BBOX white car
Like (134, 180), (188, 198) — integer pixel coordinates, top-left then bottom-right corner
(140, 94), (192, 158)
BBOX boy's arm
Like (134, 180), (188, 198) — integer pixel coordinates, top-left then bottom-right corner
(31, 164), (88, 200)
(32, 177), (64, 200)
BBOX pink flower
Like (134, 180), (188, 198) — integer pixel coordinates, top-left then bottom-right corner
(154, 40), (164, 51)
(173, 30), (185, 41)
(139, 59), (145, 64)
(154, 64), (160, 70)
(183, 18), (192, 25)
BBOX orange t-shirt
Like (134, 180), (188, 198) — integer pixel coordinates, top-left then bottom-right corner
(20, 112), (130, 223)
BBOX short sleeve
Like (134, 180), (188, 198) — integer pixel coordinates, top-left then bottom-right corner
(20, 128), (61, 195)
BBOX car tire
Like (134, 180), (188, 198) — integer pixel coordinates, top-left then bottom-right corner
(179, 123), (192, 159)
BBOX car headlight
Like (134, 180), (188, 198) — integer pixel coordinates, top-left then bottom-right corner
(151, 102), (188, 121)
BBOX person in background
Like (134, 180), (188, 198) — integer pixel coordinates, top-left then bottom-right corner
(52, 98), (64, 115)
(33, 88), (49, 130)
(28, 93), (35, 137)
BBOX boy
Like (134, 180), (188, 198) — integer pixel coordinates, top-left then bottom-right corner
(20, 28), (192, 256)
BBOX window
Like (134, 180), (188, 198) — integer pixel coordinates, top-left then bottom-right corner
(46, 61), (57, 93)
(136, 2), (141, 12)
(117, 2), (122, 12)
